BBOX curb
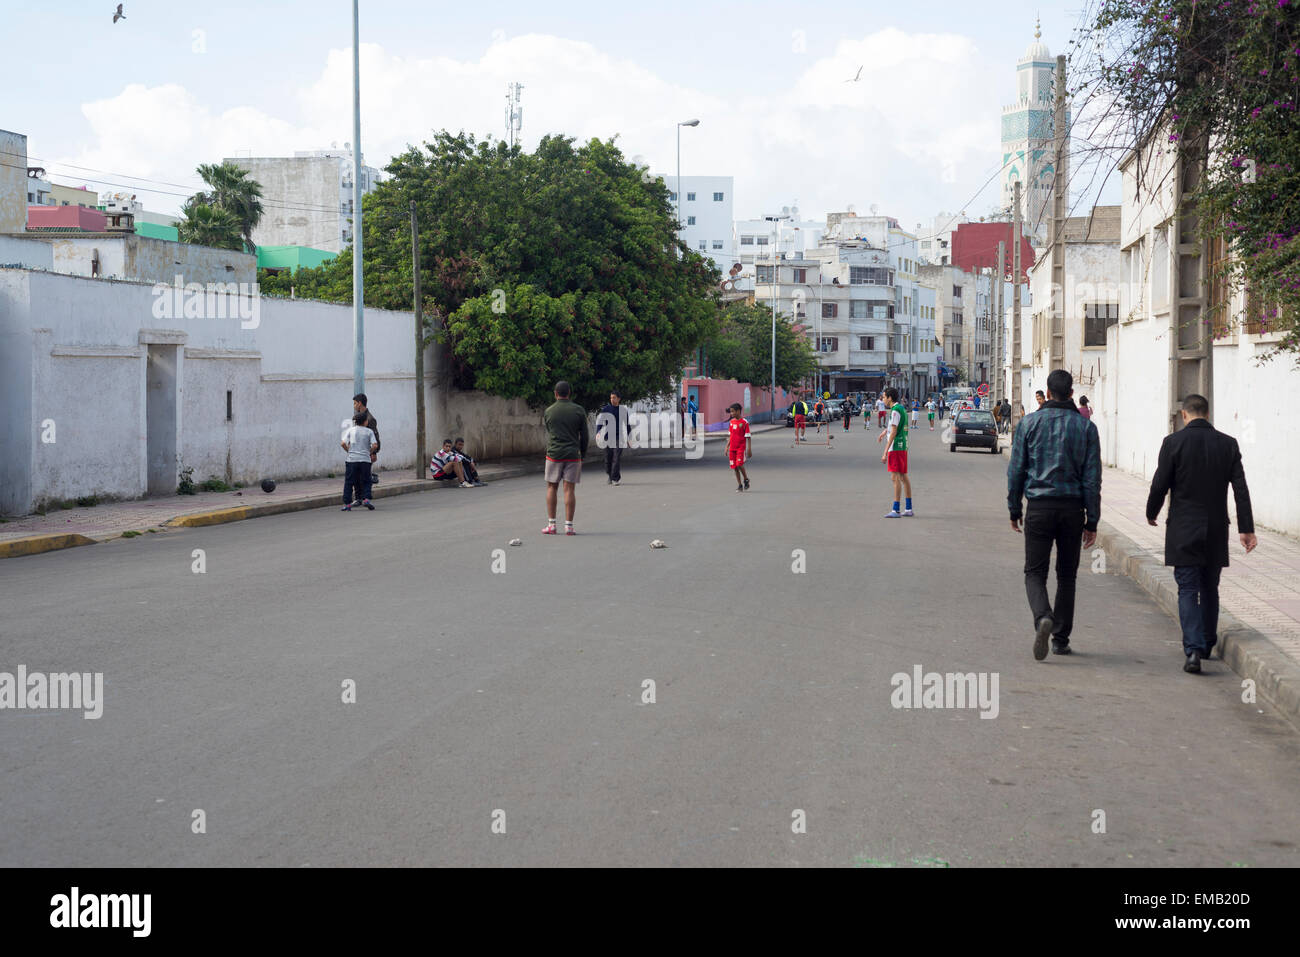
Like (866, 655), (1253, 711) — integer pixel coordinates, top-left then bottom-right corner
(0, 533), (99, 560)
(1096, 520), (1300, 733)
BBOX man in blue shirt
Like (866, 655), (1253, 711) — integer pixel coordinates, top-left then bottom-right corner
(1007, 369), (1102, 661)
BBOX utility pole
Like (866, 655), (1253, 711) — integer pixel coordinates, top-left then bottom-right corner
(505, 82), (523, 149)
(1050, 53), (1067, 374)
(351, 0), (365, 396)
(996, 241), (1005, 406)
(1012, 181), (1023, 430)
(411, 201), (426, 479)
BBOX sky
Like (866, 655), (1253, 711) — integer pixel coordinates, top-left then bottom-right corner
(2, 0), (1121, 229)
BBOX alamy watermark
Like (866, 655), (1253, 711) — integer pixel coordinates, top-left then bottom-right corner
(151, 275), (260, 329)
(0, 666), (103, 719)
(890, 665), (999, 719)
(595, 411), (703, 459)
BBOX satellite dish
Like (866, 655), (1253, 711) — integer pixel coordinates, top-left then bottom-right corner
(782, 206), (790, 216)
(870, 204), (879, 216)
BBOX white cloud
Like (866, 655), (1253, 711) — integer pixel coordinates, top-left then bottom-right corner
(56, 29), (1008, 225)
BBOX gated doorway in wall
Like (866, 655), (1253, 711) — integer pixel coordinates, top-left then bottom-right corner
(146, 343), (180, 495)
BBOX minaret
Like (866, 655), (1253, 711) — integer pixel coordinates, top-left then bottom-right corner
(1000, 18), (1067, 244)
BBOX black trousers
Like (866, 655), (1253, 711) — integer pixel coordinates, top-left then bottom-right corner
(605, 447), (622, 482)
(1023, 499), (1085, 641)
(344, 461), (373, 504)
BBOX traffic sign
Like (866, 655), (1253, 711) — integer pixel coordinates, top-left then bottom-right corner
(976, 382), (990, 397)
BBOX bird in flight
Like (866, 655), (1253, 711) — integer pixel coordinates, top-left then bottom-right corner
(113, 3), (125, 23)
(845, 66), (863, 83)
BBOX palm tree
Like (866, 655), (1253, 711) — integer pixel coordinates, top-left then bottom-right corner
(177, 202), (244, 251)
(194, 162), (265, 251)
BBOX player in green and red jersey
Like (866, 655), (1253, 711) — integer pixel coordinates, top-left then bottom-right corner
(876, 386), (913, 517)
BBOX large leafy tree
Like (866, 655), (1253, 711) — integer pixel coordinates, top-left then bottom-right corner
(1080, 0), (1299, 356)
(702, 302), (818, 389)
(260, 132), (721, 408)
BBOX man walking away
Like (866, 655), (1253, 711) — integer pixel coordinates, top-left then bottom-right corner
(687, 394), (699, 439)
(543, 380), (589, 536)
(790, 397), (809, 443)
(597, 390), (630, 486)
(1145, 394), (1257, 673)
(1007, 369), (1101, 660)
(877, 386), (913, 518)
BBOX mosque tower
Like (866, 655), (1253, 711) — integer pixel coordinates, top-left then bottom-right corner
(1000, 18), (1068, 244)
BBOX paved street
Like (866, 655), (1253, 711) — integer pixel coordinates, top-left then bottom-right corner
(3, 422), (1298, 867)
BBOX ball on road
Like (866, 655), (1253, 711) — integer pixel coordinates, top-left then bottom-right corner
(260, 479), (277, 493)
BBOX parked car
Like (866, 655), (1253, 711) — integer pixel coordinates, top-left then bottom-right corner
(950, 409), (999, 453)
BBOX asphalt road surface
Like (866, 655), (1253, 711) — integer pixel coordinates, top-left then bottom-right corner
(3, 420), (1299, 867)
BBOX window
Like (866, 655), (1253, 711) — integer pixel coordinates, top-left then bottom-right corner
(712, 240), (724, 250)
(953, 310), (963, 326)
(686, 192), (696, 201)
(850, 300), (869, 319)
(819, 337), (839, 352)
(699, 241), (707, 250)
(669, 191), (677, 202)
(687, 216), (696, 226)
(860, 336), (876, 350)
(955, 343), (962, 356)
(756, 236), (769, 246)
(953, 285), (962, 299)
(822, 303), (838, 318)
(1083, 302), (1119, 347)
(792, 268), (807, 283)
(756, 265), (774, 282)
(849, 266), (892, 285)
(740, 236), (754, 246)
(713, 192), (724, 201)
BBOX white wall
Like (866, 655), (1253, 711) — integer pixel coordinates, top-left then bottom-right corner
(0, 235), (53, 269)
(0, 129), (28, 234)
(0, 268), (551, 514)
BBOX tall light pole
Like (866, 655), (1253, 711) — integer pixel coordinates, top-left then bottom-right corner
(675, 120), (699, 230)
(351, 0), (365, 395)
(765, 214), (791, 419)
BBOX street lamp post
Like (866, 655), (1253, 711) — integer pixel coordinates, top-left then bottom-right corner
(764, 214), (791, 420)
(675, 120), (699, 231)
(351, 0), (364, 395)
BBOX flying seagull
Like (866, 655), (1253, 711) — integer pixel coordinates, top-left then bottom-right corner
(845, 65), (863, 83)
(113, 3), (125, 23)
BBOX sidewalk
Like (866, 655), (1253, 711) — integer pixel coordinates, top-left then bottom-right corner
(0, 421), (785, 559)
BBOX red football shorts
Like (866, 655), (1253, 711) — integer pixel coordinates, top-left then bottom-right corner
(886, 450), (908, 473)
(728, 447), (746, 469)
(794, 414), (805, 429)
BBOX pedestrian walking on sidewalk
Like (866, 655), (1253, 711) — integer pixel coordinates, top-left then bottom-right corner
(1007, 369), (1101, 660)
(542, 380), (589, 536)
(597, 390), (631, 486)
(1144, 393), (1257, 674)
(340, 412), (378, 511)
(877, 387), (913, 518)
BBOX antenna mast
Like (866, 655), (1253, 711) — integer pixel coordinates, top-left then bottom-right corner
(505, 82), (523, 148)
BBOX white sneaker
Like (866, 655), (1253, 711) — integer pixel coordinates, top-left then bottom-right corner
(459, 482), (475, 488)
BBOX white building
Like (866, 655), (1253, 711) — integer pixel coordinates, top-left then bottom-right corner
(1023, 206), (1121, 411)
(659, 174), (734, 273)
(753, 212), (938, 397)
(917, 211), (969, 266)
(1000, 21), (1069, 244)
(733, 208), (823, 274)
(26, 171), (52, 207)
(226, 147), (382, 253)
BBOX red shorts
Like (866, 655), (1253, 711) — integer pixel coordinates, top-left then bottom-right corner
(728, 447), (746, 469)
(794, 414), (805, 428)
(886, 450), (908, 473)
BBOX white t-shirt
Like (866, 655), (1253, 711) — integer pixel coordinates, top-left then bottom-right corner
(343, 425), (376, 462)
(925, 400), (935, 412)
(876, 399), (886, 411)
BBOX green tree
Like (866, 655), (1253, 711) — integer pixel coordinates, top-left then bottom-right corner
(702, 302), (818, 389)
(177, 201), (243, 251)
(193, 162), (265, 251)
(259, 131), (721, 408)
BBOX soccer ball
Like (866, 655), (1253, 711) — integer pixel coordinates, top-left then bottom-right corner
(260, 479), (277, 493)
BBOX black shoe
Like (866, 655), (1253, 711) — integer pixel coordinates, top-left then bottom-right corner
(1051, 638), (1071, 655)
(371, 474), (379, 484)
(743, 477), (750, 490)
(1033, 616), (1053, 661)
(1204, 643), (1217, 660)
(1184, 651), (1202, 674)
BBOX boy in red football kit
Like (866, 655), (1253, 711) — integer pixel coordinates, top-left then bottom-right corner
(726, 403), (752, 491)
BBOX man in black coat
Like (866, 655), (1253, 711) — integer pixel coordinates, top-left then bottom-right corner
(596, 390), (631, 486)
(1145, 393), (1257, 673)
